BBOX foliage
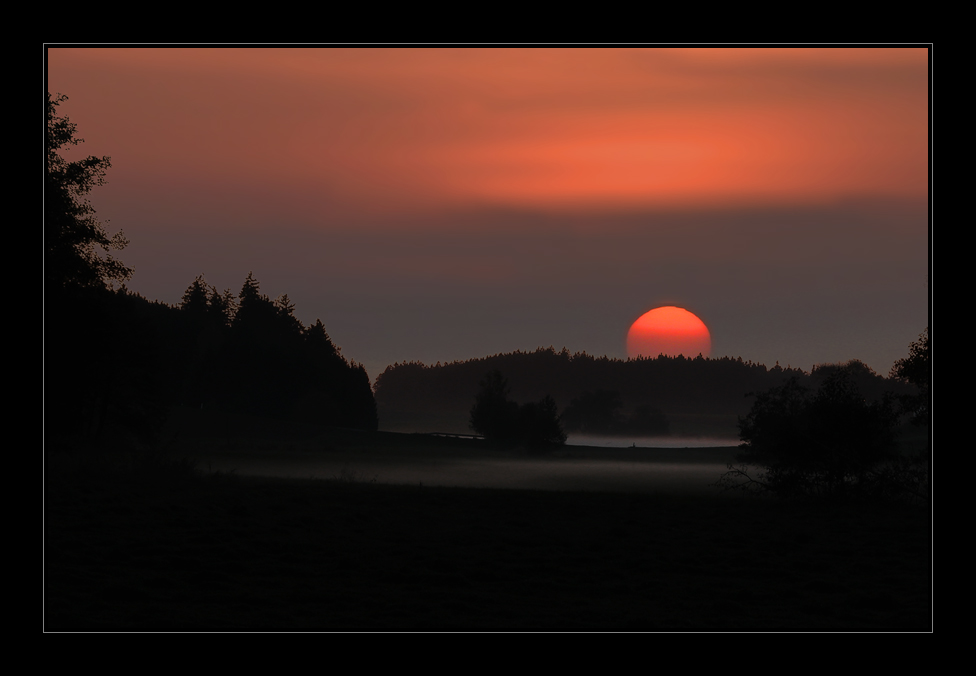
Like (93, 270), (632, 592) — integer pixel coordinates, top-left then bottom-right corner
(889, 328), (930, 427)
(173, 272), (378, 431)
(180, 273), (371, 426)
(374, 347), (871, 438)
(561, 390), (623, 434)
(46, 93), (143, 445)
(518, 395), (568, 451)
(46, 92), (132, 290)
(718, 365), (902, 499)
(620, 405), (670, 436)
(469, 370), (520, 444)
(470, 370), (566, 450)
(885, 328), (931, 503)
(45, 94), (379, 446)
(561, 390), (670, 436)
(180, 275), (211, 321)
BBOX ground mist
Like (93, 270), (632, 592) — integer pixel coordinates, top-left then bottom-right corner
(45, 436), (930, 630)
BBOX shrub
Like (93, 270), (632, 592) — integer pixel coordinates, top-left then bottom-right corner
(718, 366), (901, 500)
(518, 395), (568, 452)
(470, 370), (566, 451)
(469, 370), (521, 444)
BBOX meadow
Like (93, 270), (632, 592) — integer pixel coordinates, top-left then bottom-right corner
(44, 420), (931, 631)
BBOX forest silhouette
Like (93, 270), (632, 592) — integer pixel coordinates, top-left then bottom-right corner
(374, 347), (913, 438)
(46, 93), (377, 449)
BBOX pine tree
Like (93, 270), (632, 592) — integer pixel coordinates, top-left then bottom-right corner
(207, 286), (236, 327)
(180, 275), (210, 322)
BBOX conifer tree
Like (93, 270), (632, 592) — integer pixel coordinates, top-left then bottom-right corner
(181, 275), (210, 322)
(207, 286), (236, 327)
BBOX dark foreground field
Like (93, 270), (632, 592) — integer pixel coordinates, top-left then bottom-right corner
(45, 436), (930, 631)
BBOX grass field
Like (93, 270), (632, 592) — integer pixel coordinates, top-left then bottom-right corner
(45, 435), (930, 631)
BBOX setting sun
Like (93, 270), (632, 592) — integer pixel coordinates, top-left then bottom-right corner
(627, 306), (712, 359)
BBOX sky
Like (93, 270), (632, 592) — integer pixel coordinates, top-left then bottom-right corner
(46, 47), (930, 383)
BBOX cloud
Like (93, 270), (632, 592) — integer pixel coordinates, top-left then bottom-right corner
(49, 47), (928, 222)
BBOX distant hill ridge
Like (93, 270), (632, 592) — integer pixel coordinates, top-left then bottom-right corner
(373, 347), (911, 437)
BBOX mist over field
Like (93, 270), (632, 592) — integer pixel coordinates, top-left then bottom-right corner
(195, 440), (740, 496)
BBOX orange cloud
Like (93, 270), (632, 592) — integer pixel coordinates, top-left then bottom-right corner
(47, 47), (928, 223)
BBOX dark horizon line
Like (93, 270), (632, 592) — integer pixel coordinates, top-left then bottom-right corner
(381, 345), (886, 377)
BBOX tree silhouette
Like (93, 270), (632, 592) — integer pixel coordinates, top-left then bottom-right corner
(720, 366), (899, 499)
(274, 294), (303, 337)
(180, 275), (210, 331)
(374, 347), (838, 438)
(884, 328), (931, 502)
(45, 94), (381, 443)
(175, 275), (232, 409)
(233, 272), (274, 334)
(305, 319), (341, 363)
(470, 370), (565, 449)
(890, 328), (930, 427)
(518, 395), (567, 451)
(170, 273), (380, 430)
(46, 93), (140, 444)
(469, 370), (520, 444)
(621, 405), (670, 435)
(46, 92), (132, 291)
(561, 390), (623, 434)
(207, 285), (236, 328)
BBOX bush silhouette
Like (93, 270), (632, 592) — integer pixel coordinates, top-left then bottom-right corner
(620, 405), (670, 436)
(517, 395), (568, 451)
(469, 370), (520, 444)
(561, 390), (623, 434)
(470, 370), (566, 450)
(719, 365), (900, 499)
(889, 328), (930, 427)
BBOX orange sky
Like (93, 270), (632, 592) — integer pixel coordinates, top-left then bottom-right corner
(45, 47), (930, 379)
(627, 306), (712, 359)
(47, 47), (928, 223)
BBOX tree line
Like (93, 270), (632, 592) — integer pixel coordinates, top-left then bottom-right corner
(46, 93), (377, 449)
(374, 347), (913, 437)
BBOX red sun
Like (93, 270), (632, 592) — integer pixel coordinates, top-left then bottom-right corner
(626, 306), (712, 359)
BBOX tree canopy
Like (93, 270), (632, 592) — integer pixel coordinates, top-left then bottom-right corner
(469, 370), (566, 451)
(890, 328), (930, 427)
(46, 92), (132, 291)
(45, 93), (379, 443)
(719, 365), (903, 500)
(469, 370), (520, 444)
